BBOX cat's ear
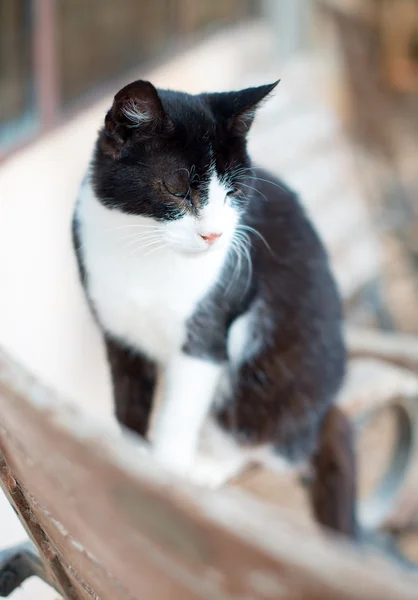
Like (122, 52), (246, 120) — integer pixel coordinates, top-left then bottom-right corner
(209, 81), (280, 137)
(101, 80), (170, 158)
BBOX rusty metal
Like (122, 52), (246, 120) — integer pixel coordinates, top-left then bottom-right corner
(0, 540), (55, 597)
(0, 455), (79, 599)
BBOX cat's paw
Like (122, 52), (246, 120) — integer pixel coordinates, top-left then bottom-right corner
(187, 455), (237, 490)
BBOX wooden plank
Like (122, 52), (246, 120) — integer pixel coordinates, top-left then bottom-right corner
(380, 0), (418, 93)
(347, 327), (418, 372)
(1, 347), (418, 599)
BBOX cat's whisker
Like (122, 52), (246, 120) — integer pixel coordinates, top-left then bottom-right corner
(126, 239), (162, 256)
(226, 165), (256, 180)
(234, 241), (247, 288)
(246, 176), (287, 194)
(236, 171), (288, 194)
(225, 252), (240, 296)
(126, 238), (163, 258)
(122, 234), (161, 250)
(174, 167), (191, 179)
(235, 181), (269, 203)
(184, 186), (192, 205)
(119, 230), (162, 242)
(101, 223), (162, 239)
(237, 234), (253, 294)
(232, 167), (255, 178)
(231, 248), (242, 293)
(142, 243), (168, 259)
(225, 242), (242, 296)
(233, 232), (250, 251)
(236, 224), (276, 258)
(228, 230), (252, 295)
(233, 190), (249, 204)
(232, 166), (263, 175)
(190, 164), (197, 185)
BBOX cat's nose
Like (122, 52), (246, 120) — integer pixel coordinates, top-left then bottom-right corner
(199, 232), (222, 245)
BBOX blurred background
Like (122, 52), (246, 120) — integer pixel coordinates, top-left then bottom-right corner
(1, 0), (418, 331)
(1, 1), (418, 597)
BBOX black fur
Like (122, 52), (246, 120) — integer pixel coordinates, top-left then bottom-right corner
(91, 80), (278, 219)
(186, 170), (346, 461)
(73, 79), (354, 536)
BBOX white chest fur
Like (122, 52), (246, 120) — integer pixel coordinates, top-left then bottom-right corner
(76, 180), (294, 488)
(76, 182), (230, 363)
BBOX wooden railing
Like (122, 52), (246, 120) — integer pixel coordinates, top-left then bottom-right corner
(1, 344), (418, 599)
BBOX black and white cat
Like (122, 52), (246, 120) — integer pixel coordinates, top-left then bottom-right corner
(73, 80), (356, 536)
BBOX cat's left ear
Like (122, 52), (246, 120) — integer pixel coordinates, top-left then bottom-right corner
(208, 80), (280, 137)
(101, 80), (171, 158)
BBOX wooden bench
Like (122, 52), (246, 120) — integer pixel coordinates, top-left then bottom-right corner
(1, 21), (418, 598)
(2, 345), (418, 600)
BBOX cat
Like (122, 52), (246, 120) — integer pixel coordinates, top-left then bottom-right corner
(73, 79), (357, 537)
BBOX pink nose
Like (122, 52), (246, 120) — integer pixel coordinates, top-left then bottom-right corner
(200, 232), (222, 245)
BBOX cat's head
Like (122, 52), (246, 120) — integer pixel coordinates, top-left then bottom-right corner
(92, 79), (278, 254)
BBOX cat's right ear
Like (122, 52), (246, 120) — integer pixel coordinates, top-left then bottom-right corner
(100, 80), (170, 158)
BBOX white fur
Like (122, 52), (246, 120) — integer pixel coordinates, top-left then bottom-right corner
(121, 99), (153, 126)
(76, 176), (236, 363)
(76, 174), (293, 487)
(152, 354), (223, 476)
(227, 311), (253, 368)
(164, 172), (237, 254)
(193, 418), (293, 488)
(200, 174), (231, 237)
(227, 301), (273, 369)
(76, 174), (237, 477)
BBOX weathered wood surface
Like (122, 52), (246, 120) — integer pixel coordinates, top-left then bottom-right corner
(347, 327), (418, 373)
(1, 347), (418, 599)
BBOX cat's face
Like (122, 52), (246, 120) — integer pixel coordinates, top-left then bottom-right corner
(92, 80), (278, 254)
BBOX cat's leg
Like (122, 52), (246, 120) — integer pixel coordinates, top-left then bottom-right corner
(105, 335), (156, 437)
(186, 452), (247, 489)
(152, 353), (224, 478)
(217, 386), (357, 536)
(189, 416), (252, 489)
(309, 406), (357, 538)
(214, 309), (356, 536)
(259, 407), (357, 537)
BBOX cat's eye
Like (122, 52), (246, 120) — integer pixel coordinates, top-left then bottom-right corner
(162, 173), (189, 199)
(163, 181), (187, 198)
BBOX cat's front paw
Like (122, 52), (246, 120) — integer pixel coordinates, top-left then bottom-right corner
(187, 455), (237, 490)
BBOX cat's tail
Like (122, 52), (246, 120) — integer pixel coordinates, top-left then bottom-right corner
(309, 406), (358, 539)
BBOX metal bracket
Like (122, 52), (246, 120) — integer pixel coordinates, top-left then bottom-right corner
(0, 540), (59, 597)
